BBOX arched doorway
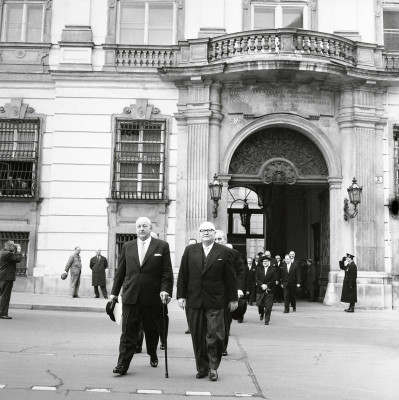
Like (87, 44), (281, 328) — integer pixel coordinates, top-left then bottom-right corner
(226, 125), (331, 296)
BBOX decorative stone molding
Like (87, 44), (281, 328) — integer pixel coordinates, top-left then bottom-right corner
(122, 99), (161, 119)
(2, 99), (32, 119)
(229, 127), (329, 176)
(261, 158), (298, 185)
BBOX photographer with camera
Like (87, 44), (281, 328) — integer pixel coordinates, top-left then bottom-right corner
(0, 241), (23, 319)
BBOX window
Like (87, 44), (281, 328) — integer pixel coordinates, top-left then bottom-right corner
(0, 231), (29, 276)
(115, 233), (136, 267)
(112, 119), (165, 200)
(1, 1), (45, 42)
(118, 0), (175, 45)
(383, 10), (399, 52)
(252, 3), (306, 29)
(0, 119), (39, 198)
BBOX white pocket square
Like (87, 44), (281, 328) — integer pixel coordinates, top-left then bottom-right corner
(217, 258), (223, 261)
(154, 254), (162, 256)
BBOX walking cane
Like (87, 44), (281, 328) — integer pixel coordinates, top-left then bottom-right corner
(162, 298), (169, 378)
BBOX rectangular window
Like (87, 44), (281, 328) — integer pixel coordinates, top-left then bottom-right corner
(252, 3), (306, 30)
(112, 119), (165, 200)
(0, 231), (29, 276)
(1, 1), (45, 42)
(0, 119), (39, 198)
(118, 0), (174, 45)
(383, 10), (399, 52)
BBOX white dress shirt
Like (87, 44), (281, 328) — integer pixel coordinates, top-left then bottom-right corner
(138, 236), (152, 265)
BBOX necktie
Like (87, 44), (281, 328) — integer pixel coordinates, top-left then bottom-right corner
(287, 263), (290, 273)
(204, 246), (210, 257)
(140, 241), (146, 266)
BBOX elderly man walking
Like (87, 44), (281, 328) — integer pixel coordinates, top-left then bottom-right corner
(0, 241), (23, 319)
(177, 221), (238, 382)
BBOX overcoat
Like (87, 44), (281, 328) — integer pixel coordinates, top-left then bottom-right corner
(90, 255), (108, 286)
(340, 260), (357, 303)
(306, 262), (319, 292)
(0, 250), (23, 281)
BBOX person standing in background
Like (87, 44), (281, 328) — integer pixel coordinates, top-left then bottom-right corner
(90, 250), (108, 299)
(65, 247), (82, 298)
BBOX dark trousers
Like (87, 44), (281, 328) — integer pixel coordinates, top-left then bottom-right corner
(223, 306), (232, 352)
(137, 304), (169, 347)
(274, 285), (283, 302)
(248, 284), (256, 303)
(94, 286), (107, 297)
(0, 280), (13, 317)
(257, 291), (274, 322)
(187, 307), (225, 372)
(117, 302), (159, 369)
(283, 285), (297, 310)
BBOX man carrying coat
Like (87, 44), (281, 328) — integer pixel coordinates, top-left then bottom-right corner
(177, 221), (238, 382)
(110, 216), (174, 376)
(90, 250), (108, 298)
(339, 253), (357, 312)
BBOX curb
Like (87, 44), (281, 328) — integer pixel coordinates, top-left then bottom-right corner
(10, 304), (105, 313)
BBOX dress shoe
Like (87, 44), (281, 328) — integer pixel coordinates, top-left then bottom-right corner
(264, 321), (269, 325)
(113, 365), (127, 375)
(222, 350), (228, 356)
(135, 346), (142, 353)
(160, 343), (166, 350)
(237, 318), (243, 323)
(196, 370), (208, 379)
(185, 329), (191, 334)
(0, 315), (12, 319)
(104, 296), (108, 299)
(283, 309), (289, 313)
(292, 307), (296, 312)
(259, 313), (264, 321)
(95, 295), (99, 298)
(346, 308), (354, 313)
(209, 369), (218, 381)
(150, 354), (158, 367)
(73, 295), (79, 298)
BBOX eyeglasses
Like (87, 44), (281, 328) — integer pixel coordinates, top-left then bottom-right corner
(199, 229), (214, 233)
(214, 237), (223, 241)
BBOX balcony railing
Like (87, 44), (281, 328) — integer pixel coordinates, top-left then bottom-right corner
(207, 29), (356, 65)
(105, 29), (391, 71)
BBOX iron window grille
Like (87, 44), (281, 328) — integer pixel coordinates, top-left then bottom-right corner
(0, 231), (29, 276)
(115, 233), (137, 268)
(112, 119), (165, 200)
(0, 119), (40, 198)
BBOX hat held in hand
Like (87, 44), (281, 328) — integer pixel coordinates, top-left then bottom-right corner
(106, 298), (118, 322)
(60, 272), (68, 280)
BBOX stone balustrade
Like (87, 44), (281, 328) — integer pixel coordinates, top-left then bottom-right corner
(114, 46), (177, 68)
(384, 54), (399, 70)
(208, 29), (356, 65)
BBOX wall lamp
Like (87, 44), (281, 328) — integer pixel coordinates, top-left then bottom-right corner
(344, 177), (363, 221)
(209, 174), (223, 218)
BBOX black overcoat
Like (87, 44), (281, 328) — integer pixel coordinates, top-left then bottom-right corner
(340, 261), (357, 303)
(90, 255), (108, 286)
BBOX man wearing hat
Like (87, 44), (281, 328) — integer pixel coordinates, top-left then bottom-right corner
(339, 253), (357, 312)
(255, 255), (277, 325)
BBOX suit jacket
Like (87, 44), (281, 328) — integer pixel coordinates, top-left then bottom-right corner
(90, 255), (108, 286)
(230, 247), (245, 292)
(280, 260), (301, 287)
(340, 261), (357, 303)
(274, 261), (283, 282)
(255, 266), (277, 293)
(0, 250), (23, 281)
(176, 242), (237, 309)
(111, 238), (174, 306)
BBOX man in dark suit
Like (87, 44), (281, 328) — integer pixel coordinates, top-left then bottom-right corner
(90, 250), (108, 298)
(246, 257), (257, 306)
(280, 252), (301, 313)
(0, 240), (23, 319)
(255, 255), (277, 325)
(274, 254), (283, 303)
(177, 221), (238, 382)
(339, 253), (357, 312)
(250, 254), (261, 304)
(214, 230), (245, 355)
(110, 217), (174, 376)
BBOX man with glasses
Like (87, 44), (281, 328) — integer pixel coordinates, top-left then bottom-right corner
(177, 222), (238, 382)
(110, 217), (174, 376)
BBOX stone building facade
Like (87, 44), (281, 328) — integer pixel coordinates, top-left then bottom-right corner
(0, 0), (399, 308)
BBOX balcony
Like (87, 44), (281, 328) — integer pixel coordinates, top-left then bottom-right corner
(104, 29), (387, 73)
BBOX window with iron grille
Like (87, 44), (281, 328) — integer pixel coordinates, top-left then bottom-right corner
(0, 231), (29, 276)
(112, 119), (165, 200)
(115, 233), (136, 268)
(0, 119), (39, 198)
